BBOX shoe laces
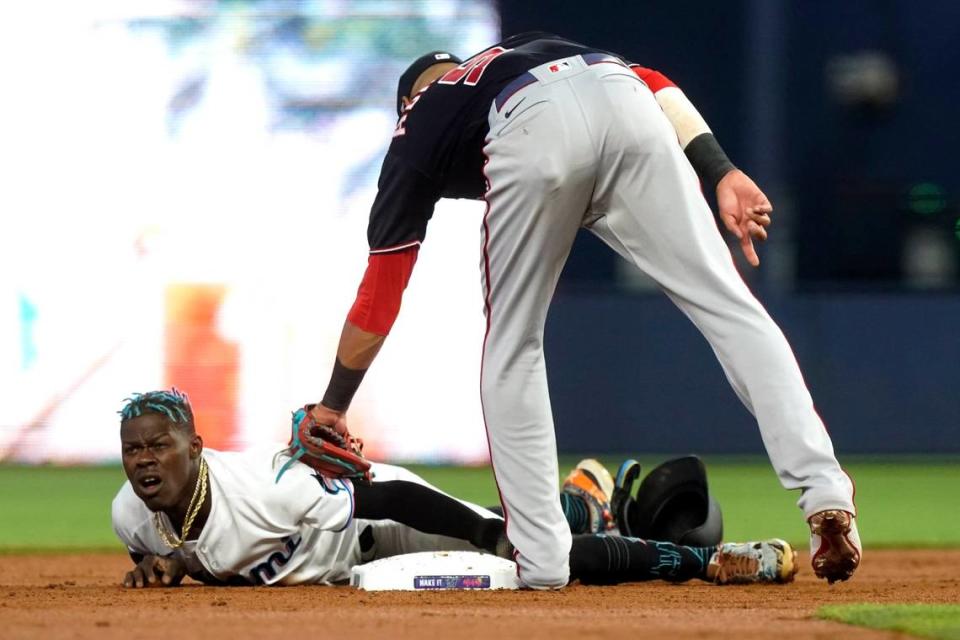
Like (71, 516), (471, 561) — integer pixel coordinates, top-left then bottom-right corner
(713, 547), (760, 583)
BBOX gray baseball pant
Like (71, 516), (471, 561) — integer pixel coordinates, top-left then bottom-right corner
(479, 54), (855, 589)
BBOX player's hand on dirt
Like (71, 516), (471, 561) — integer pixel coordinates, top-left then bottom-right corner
(716, 169), (772, 267)
(123, 554), (186, 588)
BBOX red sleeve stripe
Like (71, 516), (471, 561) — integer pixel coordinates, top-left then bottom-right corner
(347, 248), (419, 336)
(629, 65), (677, 93)
(369, 240), (421, 255)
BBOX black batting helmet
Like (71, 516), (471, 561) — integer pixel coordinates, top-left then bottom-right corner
(614, 455), (724, 547)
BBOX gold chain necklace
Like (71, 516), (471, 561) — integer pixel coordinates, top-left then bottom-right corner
(154, 457), (208, 549)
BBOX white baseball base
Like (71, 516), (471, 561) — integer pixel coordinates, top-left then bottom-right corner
(350, 551), (521, 591)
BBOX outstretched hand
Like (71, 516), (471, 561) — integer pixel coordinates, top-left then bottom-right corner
(716, 169), (772, 267)
(123, 554), (186, 588)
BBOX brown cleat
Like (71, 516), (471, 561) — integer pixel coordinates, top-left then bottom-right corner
(809, 510), (861, 584)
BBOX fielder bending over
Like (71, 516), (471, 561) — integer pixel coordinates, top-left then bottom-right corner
(302, 32), (860, 589)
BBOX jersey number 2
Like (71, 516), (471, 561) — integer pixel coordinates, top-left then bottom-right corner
(438, 46), (510, 86)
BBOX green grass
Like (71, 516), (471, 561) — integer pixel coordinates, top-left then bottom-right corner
(818, 604), (960, 640)
(1, 457), (958, 552)
(692, 458), (960, 548)
(0, 465), (127, 552)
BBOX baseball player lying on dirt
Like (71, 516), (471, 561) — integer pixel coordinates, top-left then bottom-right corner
(113, 389), (797, 588)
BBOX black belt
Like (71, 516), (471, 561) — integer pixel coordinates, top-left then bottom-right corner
(494, 53), (631, 112)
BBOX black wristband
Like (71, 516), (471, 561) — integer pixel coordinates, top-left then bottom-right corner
(321, 358), (368, 412)
(684, 132), (736, 192)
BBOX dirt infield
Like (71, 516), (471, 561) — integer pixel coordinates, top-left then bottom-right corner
(1, 550), (957, 640)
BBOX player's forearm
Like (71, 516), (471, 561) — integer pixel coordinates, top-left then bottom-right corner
(633, 66), (736, 191)
(321, 322), (382, 411)
(321, 248), (417, 411)
(658, 89), (735, 190)
(654, 86), (712, 148)
(336, 321), (385, 369)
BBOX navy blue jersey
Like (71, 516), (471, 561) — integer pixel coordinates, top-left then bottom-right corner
(366, 32), (625, 253)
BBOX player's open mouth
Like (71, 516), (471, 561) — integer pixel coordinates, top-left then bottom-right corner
(138, 475), (163, 496)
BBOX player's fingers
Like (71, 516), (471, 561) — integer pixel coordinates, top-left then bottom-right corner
(123, 571), (135, 588)
(161, 564), (173, 586)
(747, 220), (768, 241)
(747, 209), (771, 226)
(333, 414), (350, 437)
(131, 567), (146, 588)
(157, 558), (182, 586)
(721, 213), (743, 239)
(740, 233), (760, 267)
(145, 558), (164, 585)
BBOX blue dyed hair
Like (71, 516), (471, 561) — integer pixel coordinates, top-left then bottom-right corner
(119, 388), (194, 429)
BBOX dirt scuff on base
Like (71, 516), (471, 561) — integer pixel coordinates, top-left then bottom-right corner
(1, 550), (957, 640)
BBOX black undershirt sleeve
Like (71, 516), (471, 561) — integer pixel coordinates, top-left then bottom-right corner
(352, 480), (505, 555)
(188, 569), (252, 586)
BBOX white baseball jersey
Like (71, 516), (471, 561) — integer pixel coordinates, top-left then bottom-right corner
(112, 447), (361, 585)
(112, 448), (498, 585)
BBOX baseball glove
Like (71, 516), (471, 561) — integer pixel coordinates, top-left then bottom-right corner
(275, 405), (372, 483)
